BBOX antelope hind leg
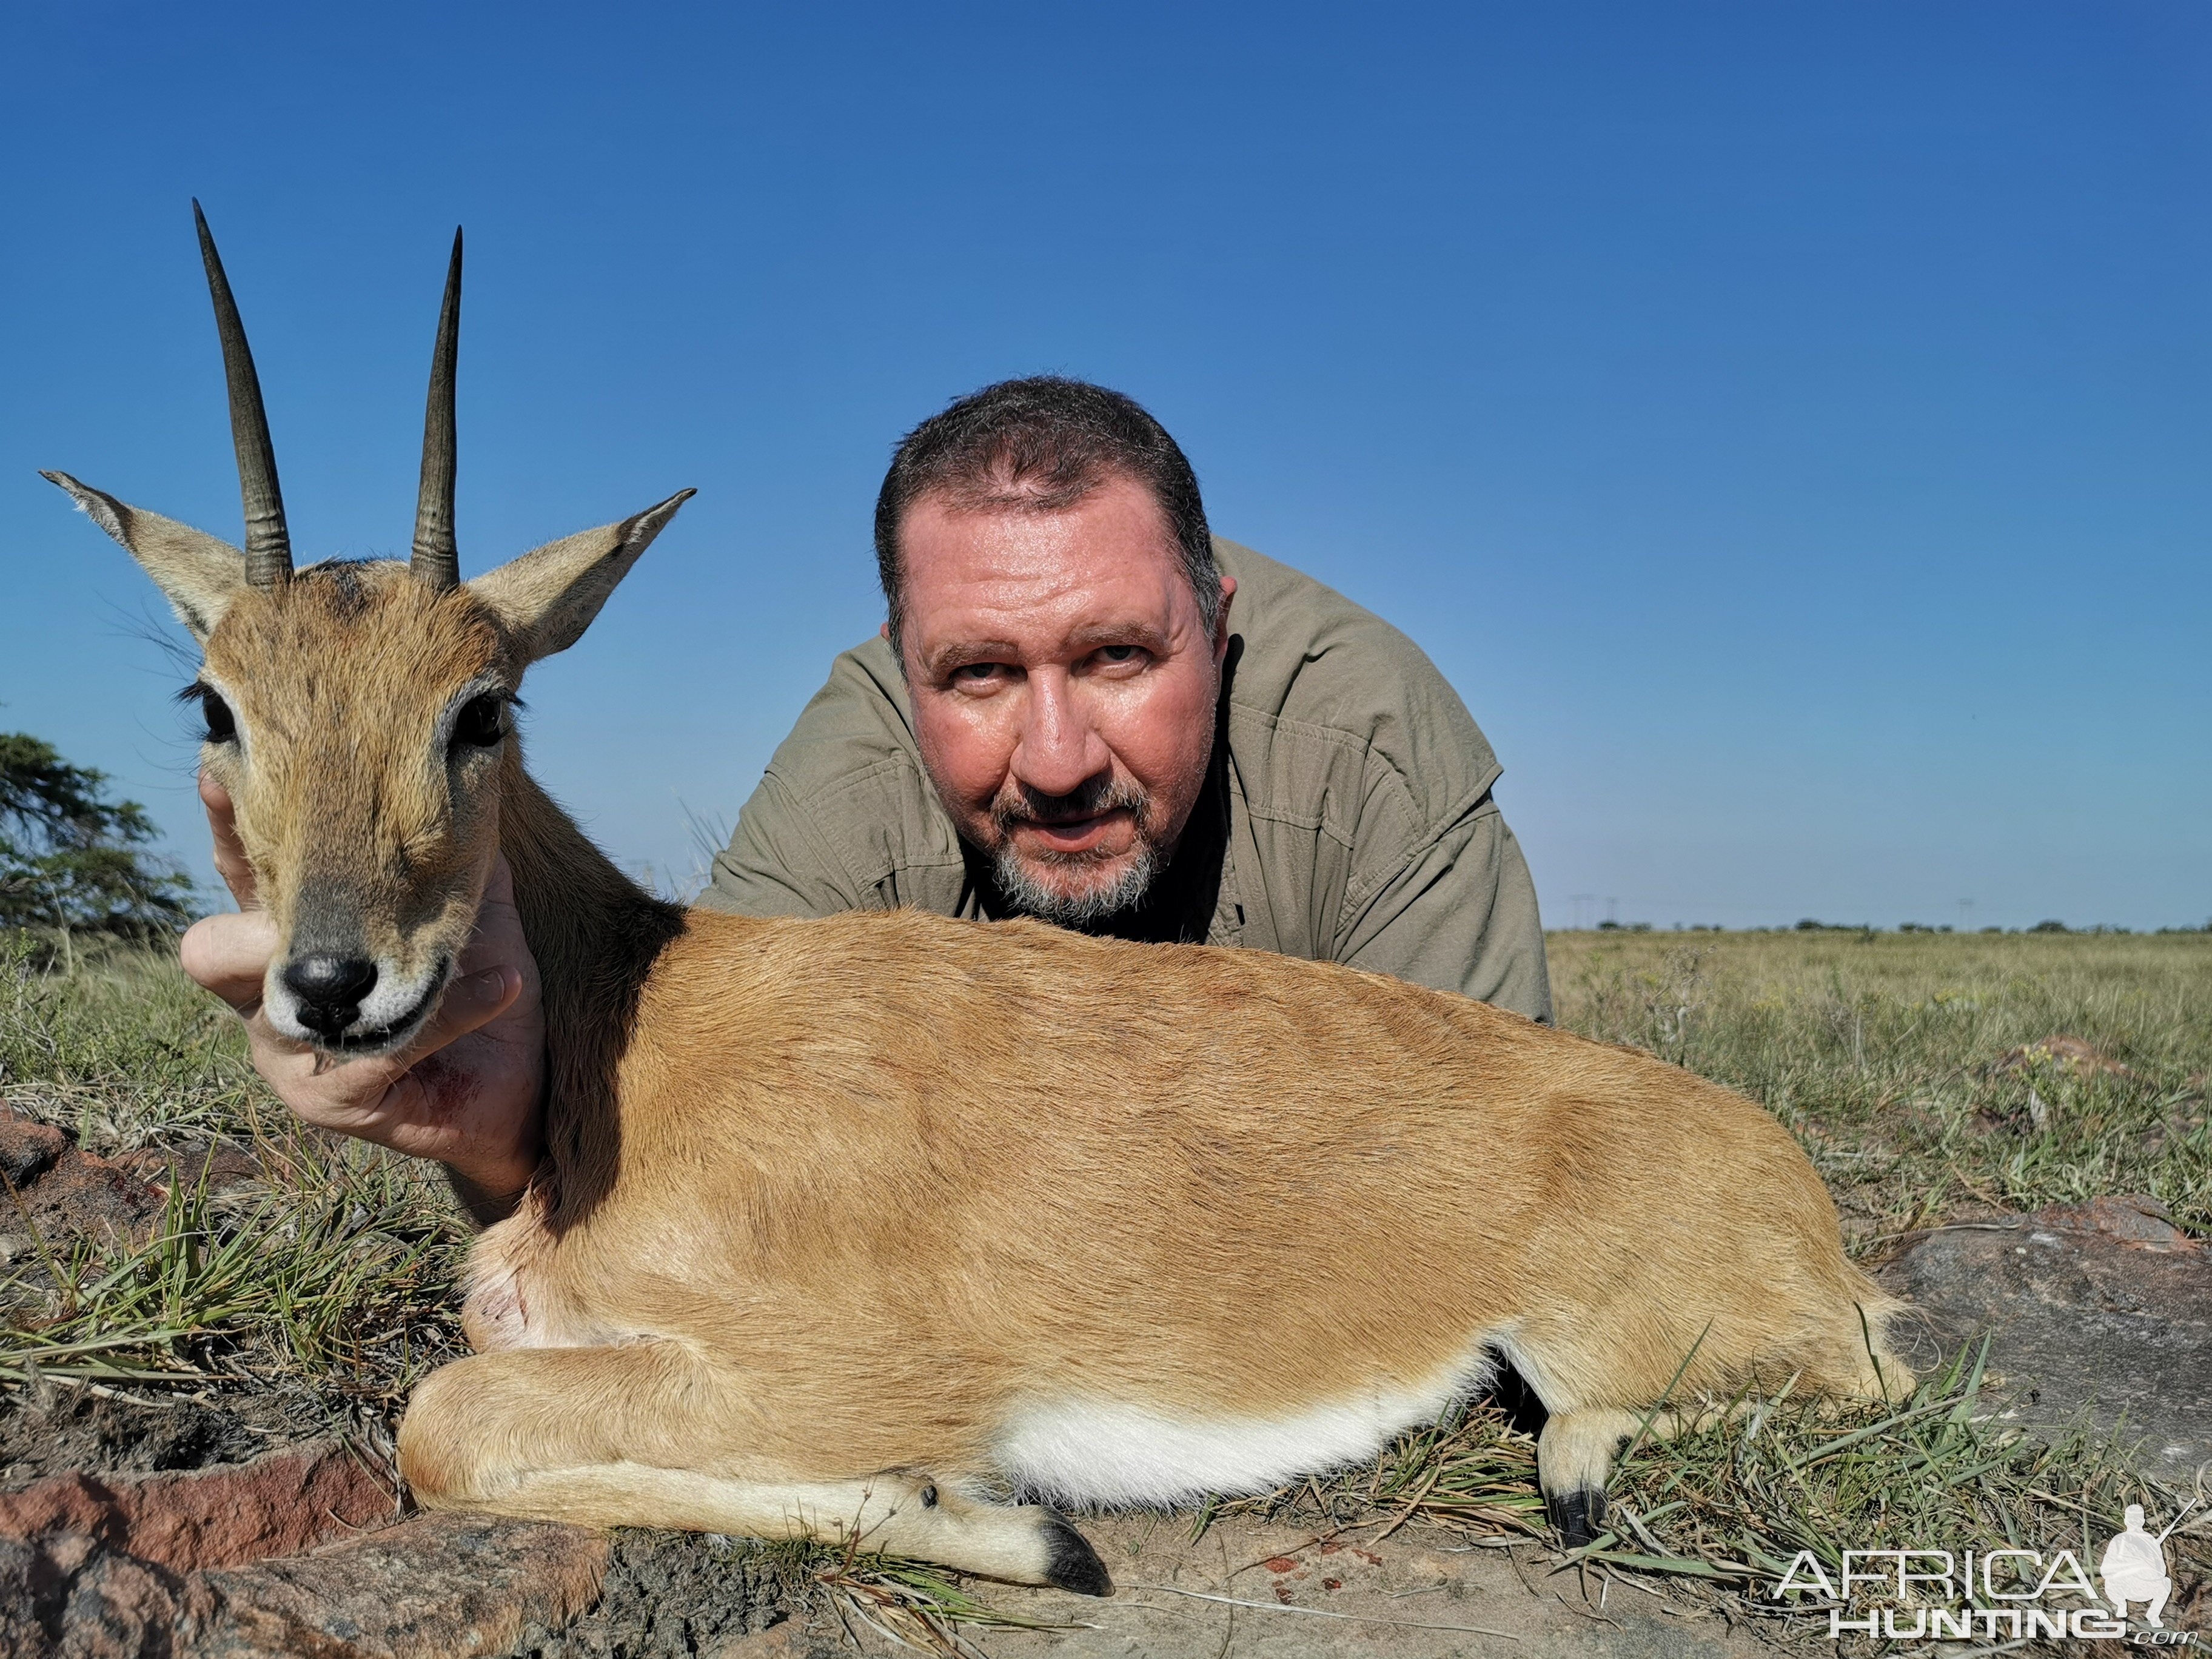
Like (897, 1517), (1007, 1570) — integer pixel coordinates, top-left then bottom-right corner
(398, 1343), (1111, 1595)
(1535, 1407), (1646, 1549)
(1538, 1401), (1771, 1547)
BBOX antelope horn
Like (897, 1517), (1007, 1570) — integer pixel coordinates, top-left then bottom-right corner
(192, 201), (291, 588)
(412, 228), (463, 590)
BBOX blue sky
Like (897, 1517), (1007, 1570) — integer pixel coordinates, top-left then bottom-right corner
(4, 2), (2205, 930)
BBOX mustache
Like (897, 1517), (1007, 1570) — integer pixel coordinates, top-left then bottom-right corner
(990, 778), (1150, 836)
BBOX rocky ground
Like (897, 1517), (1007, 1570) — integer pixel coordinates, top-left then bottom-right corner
(2, 1087), (2207, 1655)
(1882, 1192), (2212, 1483)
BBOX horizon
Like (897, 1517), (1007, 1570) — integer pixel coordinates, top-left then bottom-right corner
(4, 2), (2205, 934)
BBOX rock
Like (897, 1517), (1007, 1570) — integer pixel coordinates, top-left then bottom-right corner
(0, 1439), (395, 1572)
(0, 1113), (69, 1187)
(1880, 1198), (2212, 1480)
(1992, 1035), (2131, 1078)
(519, 1529), (800, 1658)
(187, 1512), (609, 1658)
(2036, 1193), (2197, 1251)
(0, 1536), (62, 1654)
(0, 1507), (607, 1658)
(0, 1104), (169, 1253)
(0, 1528), (192, 1659)
(0, 1107), (261, 1227)
(54, 1541), (190, 1659)
(5, 1147), (167, 1252)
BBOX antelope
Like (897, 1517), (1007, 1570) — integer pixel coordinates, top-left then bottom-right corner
(47, 207), (1911, 1595)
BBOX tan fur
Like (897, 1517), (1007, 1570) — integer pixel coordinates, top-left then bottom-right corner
(61, 475), (1910, 1592)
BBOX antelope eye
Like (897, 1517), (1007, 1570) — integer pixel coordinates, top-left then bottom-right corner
(453, 694), (505, 749)
(200, 690), (236, 743)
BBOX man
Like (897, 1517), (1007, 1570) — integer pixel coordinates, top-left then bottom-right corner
(183, 377), (1549, 1219)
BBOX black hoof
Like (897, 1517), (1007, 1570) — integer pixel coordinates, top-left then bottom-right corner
(1546, 1486), (1607, 1550)
(1038, 1509), (1113, 1596)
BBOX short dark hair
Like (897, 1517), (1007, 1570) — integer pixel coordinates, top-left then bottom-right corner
(873, 377), (1219, 663)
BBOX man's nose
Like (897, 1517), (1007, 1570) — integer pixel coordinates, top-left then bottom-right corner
(1009, 670), (1110, 797)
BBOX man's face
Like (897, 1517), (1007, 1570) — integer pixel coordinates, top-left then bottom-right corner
(894, 474), (1235, 923)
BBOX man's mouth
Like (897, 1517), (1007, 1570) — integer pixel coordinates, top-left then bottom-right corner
(1010, 806), (1131, 857)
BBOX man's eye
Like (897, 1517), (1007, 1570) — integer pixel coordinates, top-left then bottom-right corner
(1096, 645), (1141, 663)
(951, 664), (1000, 683)
(452, 694), (505, 748)
(200, 690), (236, 743)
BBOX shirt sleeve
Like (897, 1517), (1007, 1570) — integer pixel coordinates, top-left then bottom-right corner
(697, 770), (872, 918)
(1332, 794), (1553, 1023)
(694, 637), (953, 920)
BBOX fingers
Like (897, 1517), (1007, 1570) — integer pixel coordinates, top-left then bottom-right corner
(176, 836), (546, 1199)
(408, 964), (523, 1054)
(183, 850), (528, 1059)
(481, 851), (517, 910)
(456, 854), (540, 989)
(199, 770), (258, 908)
(179, 910), (279, 1011)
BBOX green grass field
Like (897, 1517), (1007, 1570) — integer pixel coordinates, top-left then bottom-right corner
(3, 926), (2207, 1641)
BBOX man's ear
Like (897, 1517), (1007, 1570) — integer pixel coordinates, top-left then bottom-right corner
(469, 489), (694, 662)
(42, 470), (248, 643)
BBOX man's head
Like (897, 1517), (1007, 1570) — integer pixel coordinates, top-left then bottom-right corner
(874, 377), (1236, 925)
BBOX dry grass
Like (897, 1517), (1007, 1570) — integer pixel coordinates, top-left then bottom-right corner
(0, 932), (471, 1484)
(1549, 927), (2212, 1247)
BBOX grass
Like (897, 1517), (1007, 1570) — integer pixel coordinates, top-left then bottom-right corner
(1219, 1346), (2208, 1644)
(2, 925), (2208, 1647)
(1548, 927), (2212, 1247)
(0, 933), (470, 1410)
(1, 1143), (466, 1403)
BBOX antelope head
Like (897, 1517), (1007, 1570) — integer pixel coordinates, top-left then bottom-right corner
(46, 204), (691, 1055)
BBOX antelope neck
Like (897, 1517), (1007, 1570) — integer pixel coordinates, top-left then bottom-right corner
(497, 748), (687, 1227)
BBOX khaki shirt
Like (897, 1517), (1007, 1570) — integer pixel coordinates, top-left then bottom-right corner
(700, 540), (1553, 1022)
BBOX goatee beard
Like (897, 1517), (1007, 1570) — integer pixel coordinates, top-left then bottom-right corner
(988, 777), (1163, 925)
(991, 840), (1159, 925)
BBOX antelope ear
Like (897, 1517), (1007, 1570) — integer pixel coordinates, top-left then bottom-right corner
(469, 489), (694, 662)
(43, 470), (247, 643)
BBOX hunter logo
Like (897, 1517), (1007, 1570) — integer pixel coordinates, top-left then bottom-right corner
(1774, 1500), (2200, 1643)
(2105, 1506), (2186, 1631)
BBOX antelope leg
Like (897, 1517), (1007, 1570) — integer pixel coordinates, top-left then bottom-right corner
(398, 1342), (1109, 1594)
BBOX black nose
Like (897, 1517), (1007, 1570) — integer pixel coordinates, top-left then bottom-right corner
(281, 953), (378, 1036)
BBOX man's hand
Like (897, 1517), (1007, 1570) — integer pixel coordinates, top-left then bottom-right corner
(181, 774), (547, 1222)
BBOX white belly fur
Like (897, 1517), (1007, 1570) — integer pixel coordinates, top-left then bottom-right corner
(993, 1343), (1500, 1506)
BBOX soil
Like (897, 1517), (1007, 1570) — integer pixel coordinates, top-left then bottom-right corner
(515, 1532), (802, 1658)
(0, 1389), (301, 1489)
